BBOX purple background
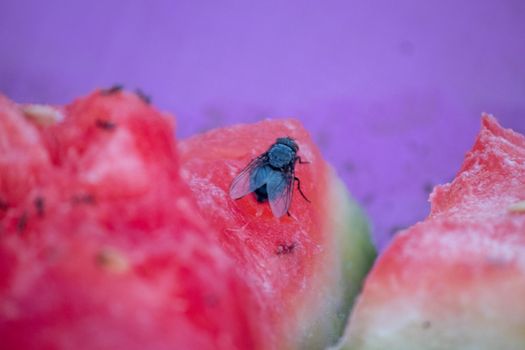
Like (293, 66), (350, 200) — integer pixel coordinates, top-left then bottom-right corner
(1, 0), (524, 249)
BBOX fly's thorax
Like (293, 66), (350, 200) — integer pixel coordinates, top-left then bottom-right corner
(275, 137), (299, 152)
(268, 143), (296, 169)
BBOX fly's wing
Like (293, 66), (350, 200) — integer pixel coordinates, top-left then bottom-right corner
(229, 155), (271, 199)
(266, 170), (294, 218)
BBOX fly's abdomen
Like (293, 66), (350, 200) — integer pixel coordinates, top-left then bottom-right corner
(254, 185), (268, 203)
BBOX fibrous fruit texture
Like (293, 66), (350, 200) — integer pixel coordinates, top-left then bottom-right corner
(0, 90), (375, 349)
(340, 115), (525, 350)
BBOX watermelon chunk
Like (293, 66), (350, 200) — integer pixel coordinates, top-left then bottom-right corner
(0, 91), (261, 349)
(179, 120), (376, 349)
(340, 115), (525, 350)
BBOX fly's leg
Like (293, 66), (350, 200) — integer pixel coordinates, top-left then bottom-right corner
(294, 156), (310, 203)
(286, 210), (299, 221)
(294, 176), (311, 203)
(296, 156), (310, 165)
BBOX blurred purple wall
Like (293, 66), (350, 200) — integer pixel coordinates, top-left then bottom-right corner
(1, 0), (524, 249)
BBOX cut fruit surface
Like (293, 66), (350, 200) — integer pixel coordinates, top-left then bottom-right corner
(180, 119), (376, 349)
(0, 91), (260, 350)
(340, 115), (525, 350)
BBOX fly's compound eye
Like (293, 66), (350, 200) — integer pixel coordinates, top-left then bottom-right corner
(275, 137), (298, 152)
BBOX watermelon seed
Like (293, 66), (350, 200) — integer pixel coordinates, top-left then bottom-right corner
(101, 84), (124, 95)
(96, 248), (130, 274)
(135, 89), (151, 105)
(96, 119), (117, 131)
(508, 200), (525, 213)
(276, 242), (296, 255)
(17, 212), (28, 233)
(34, 196), (45, 217)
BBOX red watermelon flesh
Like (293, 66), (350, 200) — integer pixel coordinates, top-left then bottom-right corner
(179, 120), (376, 349)
(340, 115), (525, 350)
(0, 92), (261, 349)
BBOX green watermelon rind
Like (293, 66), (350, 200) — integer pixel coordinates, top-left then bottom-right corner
(297, 167), (376, 349)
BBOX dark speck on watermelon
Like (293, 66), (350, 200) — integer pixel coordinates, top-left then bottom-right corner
(0, 90), (376, 350)
(275, 242), (296, 255)
(33, 196), (45, 217)
(16, 212), (28, 233)
(0, 91), (262, 350)
(101, 85), (124, 95)
(95, 118), (117, 131)
(180, 119), (376, 348)
(135, 89), (152, 105)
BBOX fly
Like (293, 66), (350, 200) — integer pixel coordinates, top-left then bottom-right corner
(229, 137), (310, 218)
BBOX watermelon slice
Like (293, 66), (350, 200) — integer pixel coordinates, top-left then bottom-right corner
(339, 115), (525, 350)
(179, 120), (376, 349)
(0, 91), (262, 349)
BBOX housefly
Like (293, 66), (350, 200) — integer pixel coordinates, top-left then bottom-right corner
(229, 137), (310, 218)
